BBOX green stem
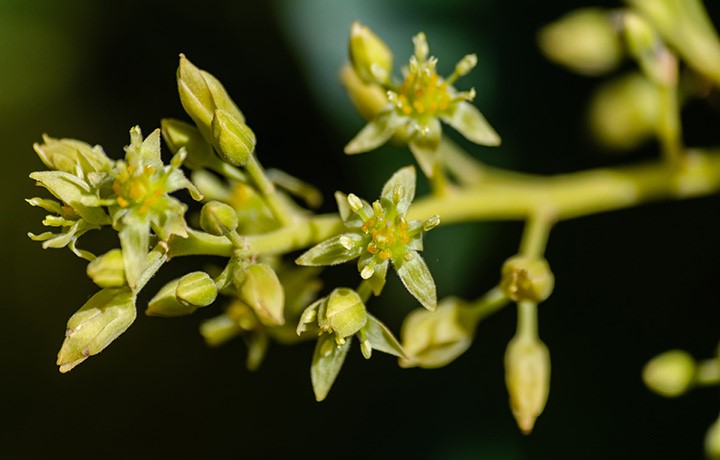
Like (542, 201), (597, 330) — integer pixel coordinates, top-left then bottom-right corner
(516, 300), (539, 340)
(519, 211), (554, 259)
(465, 286), (510, 325)
(245, 152), (294, 226)
(135, 243), (169, 292)
(657, 79), (684, 168)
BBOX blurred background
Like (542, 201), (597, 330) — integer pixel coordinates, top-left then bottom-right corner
(3, 0), (720, 458)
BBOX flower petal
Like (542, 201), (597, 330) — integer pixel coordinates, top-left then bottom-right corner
(394, 250), (437, 310)
(295, 234), (364, 266)
(311, 334), (352, 402)
(441, 101), (501, 146)
(380, 165), (416, 215)
(119, 215), (150, 290)
(344, 111), (406, 154)
(362, 313), (407, 358)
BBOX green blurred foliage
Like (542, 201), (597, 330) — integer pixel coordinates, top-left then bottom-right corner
(3, 1), (720, 459)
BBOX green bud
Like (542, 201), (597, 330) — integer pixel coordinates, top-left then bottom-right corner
(161, 118), (217, 170)
(86, 249), (126, 288)
(538, 8), (623, 76)
(588, 72), (659, 151)
(57, 288), (136, 373)
(33, 134), (112, 178)
(211, 109), (255, 167)
(146, 279), (196, 317)
(399, 297), (474, 368)
(199, 200), (239, 236)
(505, 335), (551, 434)
(500, 256), (554, 303)
(176, 271), (218, 308)
(706, 416), (720, 460)
(339, 64), (389, 121)
(349, 21), (393, 84)
(326, 288), (367, 339)
(642, 349), (696, 397)
(236, 263), (285, 327)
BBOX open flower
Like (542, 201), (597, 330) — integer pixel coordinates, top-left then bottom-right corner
(344, 23), (501, 177)
(296, 166), (438, 310)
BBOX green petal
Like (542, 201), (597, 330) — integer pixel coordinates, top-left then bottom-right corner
(119, 216), (150, 290)
(362, 313), (407, 358)
(29, 171), (109, 225)
(408, 139), (439, 178)
(394, 250), (437, 310)
(380, 165), (416, 215)
(334, 191), (352, 221)
(366, 259), (388, 295)
(344, 111), (406, 154)
(441, 101), (501, 147)
(295, 234), (364, 266)
(311, 334), (352, 402)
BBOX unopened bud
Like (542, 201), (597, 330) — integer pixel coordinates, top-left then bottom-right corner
(176, 271), (218, 308)
(642, 349), (696, 397)
(236, 263), (285, 327)
(349, 22), (393, 84)
(211, 109), (256, 167)
(200, 200), (239, 236)
(87, 249), (126, 288)
(57, 288), (136, 373)
(199, 313), (241, 347)
(339, 64), (389, 121)
(146, 279), (195, 317)
(505, 335), (551, 434)
(161, 118), (217, 170)
(325, 288), (367, 339)
(623, 12), (677, 86)
(500, 256), (554, 303)
(538, 8), (622, 76)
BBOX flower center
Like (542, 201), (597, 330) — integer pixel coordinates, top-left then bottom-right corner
(361, 201), (410, 260)
(112, 164), (164, 213)
(395, 68), (452, 117)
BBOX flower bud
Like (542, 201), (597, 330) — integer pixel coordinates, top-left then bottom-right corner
(339, 64), (389, 121)
(399, 297), (474, 368)
(199, 313), (241, 347)
(642, 349), (696, 397)
(538, 8), (623, 76)
(236, 263), (285, 327)
(146, 279), (196, 317)
(57, 288), (136, 373)
(176, 271), (218, 308)
(211, 109), (256, 167)
(588, 72), (659, 151)
(199, 200), (239, 236)
(326, 288), (367, 339)
(623, 12), (677, 86)
(161, 118), (217, 170)
(349, 21), (393, 84)
(500, 256), (554, 303)
(505, 335), (551, 434)
(706, 416), (720, 460)
(33, 135), (112, 177)
(86, 249), (126, 288)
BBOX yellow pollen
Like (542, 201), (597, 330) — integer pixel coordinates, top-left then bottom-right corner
(379, 250), (392, 260)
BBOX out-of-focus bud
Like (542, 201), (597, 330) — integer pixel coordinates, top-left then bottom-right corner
(199, 200), (239, 236)
(325, 288), (367, 339)
(500, 256), (554, 303)
(623, 12), (677, 86)
(706, 416), (720, 460)
(86, 249), (126, 288)
(505, 335), (551, 434)
(161, 118), (218, 170)
(349, 21), (393, 84)
(176, 271), (218, 308)
(642, 349), (696, 397)
(339, 64), (389, 121)
(236, 263), (285, 327)
(538, 8), (623, 76)
(588, 72), (659, 151)
(57, 288), (136, 373)
(33, 135), (112, 178)
(399, 297), (475, 368)
(211, 109), (256, 167)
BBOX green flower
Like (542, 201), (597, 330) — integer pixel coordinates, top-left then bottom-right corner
(108, 126), (202, 288)
(296, 166), (438, 310)
(345, 23), (501, 177)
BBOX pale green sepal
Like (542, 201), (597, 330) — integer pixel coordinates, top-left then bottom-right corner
(408, 139), (439, 178)
(124, 126), (162, 168)
(161, 118), (217, 170)
(146, 279), (197, 317)
(150, 197), (189, 241)
(296, 235), (364, 266)
(366, 259), (388, 296)
(199, 314), (241, 347)
(441, 101), (501, 147)
(344, 111), (406, 154)
(311, 334), (352, 402)
(57, 287), (136, 373)
(334, 191), (352, 221)
(211, 109), (256, 166)
(26, 197), (65, 215)
(394, 250), (437, 310)
(380, 165), (416, 215)
(30, 171), (109, 225)
(118, 216), (150, 290)
(326, 288), (367, 338)
(166, 167), (203, 201)
(362, 313), (406, 358)
(237, 263), (285, 326)
(297, 298), (323, 335)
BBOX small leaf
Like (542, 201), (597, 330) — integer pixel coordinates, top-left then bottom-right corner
(344, 111), (406, 154)
(296, 234), (364, 266)
(363, 314), (406, 358)
(394, 250), (437, 310)
(311, 334), (352, 402)
(441, 101), (501, 147)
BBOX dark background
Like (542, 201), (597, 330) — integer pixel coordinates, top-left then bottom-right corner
(3, 0), (720, 458)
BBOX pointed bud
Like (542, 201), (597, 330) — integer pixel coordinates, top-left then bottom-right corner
(57, 288), (136, 373)
(176, 271), (218, 308)
(349, 22), (393, 84)
(326, 288), (367, 339)
(505, 335), (551, 434)
(199, 200), (239, 236)
(642, 349), (696, 397)
(236, 263), (285, 327)
(500, 256), (554, 303)
(86, 249), (126, 288)
(146, 279), (196, 317)
(211, 109), (256, 167)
